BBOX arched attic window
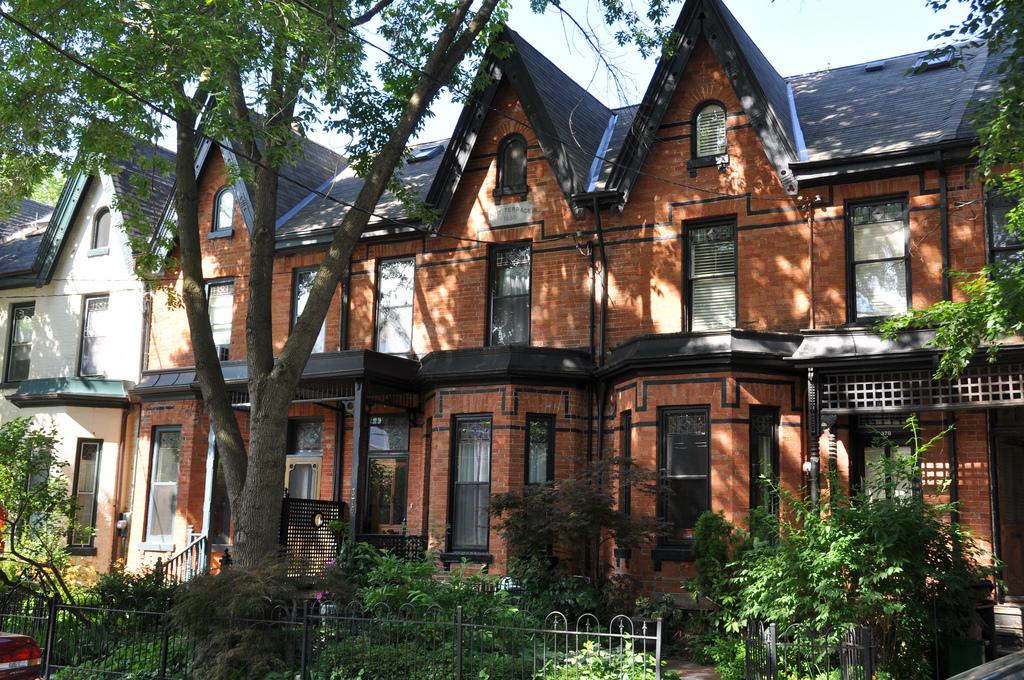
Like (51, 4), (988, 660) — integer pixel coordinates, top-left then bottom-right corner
(694, 102), (727, 158)
(211, 187), (236, 237)
(494, 134), (528, 199)
(92, 208), (111, 250)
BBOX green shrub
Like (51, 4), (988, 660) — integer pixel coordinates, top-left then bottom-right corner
(536, 640), (681, 680)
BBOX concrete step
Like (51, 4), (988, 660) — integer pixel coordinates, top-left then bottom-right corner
(995, 604), (1023, 656)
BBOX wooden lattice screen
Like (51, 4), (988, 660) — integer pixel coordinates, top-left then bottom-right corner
(821, 362), (1024, 413)
(279, 497), (346, 575)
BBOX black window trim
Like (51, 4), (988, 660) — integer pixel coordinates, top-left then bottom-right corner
(69, 438), (103, 553)
(210, 186), (236, 238)
(845, 194), (912, 325)
(657, 404), (711, 554)
(851, 415), (922, 499)
(987, 189), (1023, 265)
(78, 293), (110, 378)
(525, 413), (556, 485)
(493, 133), (529, 198)
(691, 100), (729, 161)
(373, 256), (417, 356)
(749, 406), (780, 515)
(448, 413), (493, 555)
(684, 216), (738, 333)
(5, 301), (34, 383)
(206, 277), (235, 361)
(487, 242), (533, 347)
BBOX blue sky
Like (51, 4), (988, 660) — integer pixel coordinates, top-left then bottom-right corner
(394, 0), (971, 144)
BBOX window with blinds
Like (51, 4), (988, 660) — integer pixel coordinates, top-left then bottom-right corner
(695, 103), (727, 158)
(849, 200), (908, 321)
(688, 222), (736, 331)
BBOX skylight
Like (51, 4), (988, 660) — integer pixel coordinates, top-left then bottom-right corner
(410, 144), (444, 163)
(912, 51), (953, 72)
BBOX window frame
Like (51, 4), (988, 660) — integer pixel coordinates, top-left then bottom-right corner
(292, 267), (327, 354)
(144, 427), (181, 548)
(78, 294), (112, 377)
(366, 414), (411, 533)
(658, 406), (711, 550)
(749, 407), (780, 516)
(91, 208), (111, 252)
(6, 302), (34, 383)
(620, 411), (632, 515)
(987, 190), (1023, 266)
(852, 415), (921, 500)
(206, 278), (234, 361)
(494, 134), (529, 198)
(845, 196), (912, 324)
(525, 414), (556, 485)
(374, 257), (416, 355)
(488, 243), (532, 347)
(449, 414), (493, 554)
(69, 439), (102, 552)
(692, 101), (728, 160)
(686, 218), (737, 331)
(210, 187), (236, 238)
(285, 418), (324, 500)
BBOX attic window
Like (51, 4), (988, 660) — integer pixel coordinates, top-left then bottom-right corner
(494, 134), (528, 199)
(694, 103), (727, 158)
(913, 52), (953, 72)
(211, 187), (235, 238)
(410, 144), (444, 163)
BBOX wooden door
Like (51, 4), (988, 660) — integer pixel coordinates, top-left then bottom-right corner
(998, 440), (1024, 596)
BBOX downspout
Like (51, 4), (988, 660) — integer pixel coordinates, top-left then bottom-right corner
(111, 403), (131, 563)
(946, 414), (959, 522)
(125, 402), (146, 559)
(937, 152), (951, 301)
(593, 196), (610, 463)
(808, 368), (821, 505)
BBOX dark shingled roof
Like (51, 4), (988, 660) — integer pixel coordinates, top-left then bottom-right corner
(506, 30), (613, 195)
(110, 142), (177, 238)
(276, 140), (444, 241)
(0, 200), (50, 278)
(596, 105), (639, 189)
(227, 136), (348, 224)
(790, 43), (993, 162)
(0, 199), (52, 241)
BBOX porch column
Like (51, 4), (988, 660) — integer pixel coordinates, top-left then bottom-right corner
(808, 368), (821, 505)
(348, 379), (367, 541)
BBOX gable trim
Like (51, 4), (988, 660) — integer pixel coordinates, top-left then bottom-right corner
(33, 172), (92, 286)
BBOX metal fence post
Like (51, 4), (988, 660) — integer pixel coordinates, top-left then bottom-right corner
(299, 600), (309, 680)
(42, 593), (58, 678)
(768, 622), (778, 680)
(862, 626), (874, 680)
(159, 609), (170, 680)
(655, 617), (663, 679)
(455, 605), (463, 680)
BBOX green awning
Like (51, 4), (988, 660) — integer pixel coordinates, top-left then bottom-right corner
(6, 377), (131, 409)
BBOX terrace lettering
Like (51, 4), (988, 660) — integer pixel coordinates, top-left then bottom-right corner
(487, 201), (533, 227)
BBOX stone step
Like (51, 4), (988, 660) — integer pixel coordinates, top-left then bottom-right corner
(995, 604), (1023, 656)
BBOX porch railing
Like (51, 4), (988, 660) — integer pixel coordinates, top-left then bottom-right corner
(159, 526), (208, 582)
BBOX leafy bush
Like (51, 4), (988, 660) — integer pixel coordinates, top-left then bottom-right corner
(85, 560), (177, 608)
(703, 417), (993, 680)
(537, 640), (681, 680)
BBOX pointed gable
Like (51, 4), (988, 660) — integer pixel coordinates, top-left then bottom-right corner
(606, 0), (804, 202)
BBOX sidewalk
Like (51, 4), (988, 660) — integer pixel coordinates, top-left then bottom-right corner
(662, 659), (721, 679)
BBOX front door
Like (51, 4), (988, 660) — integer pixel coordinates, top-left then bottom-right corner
(998, 438), (1024, 597)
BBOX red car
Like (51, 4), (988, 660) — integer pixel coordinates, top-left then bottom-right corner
(0, 633), (42, 680)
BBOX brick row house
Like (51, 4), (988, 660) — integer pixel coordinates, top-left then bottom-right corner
(113, 0), (1024, 615)
(0, 145), (175, 571)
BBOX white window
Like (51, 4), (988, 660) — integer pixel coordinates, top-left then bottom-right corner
(80, 295), (114, 376)
(688, 222), (736, 330)
(146, 428), (180, 544)
(6, 302), (34, 382)
(849, 200), (909, 321)
(208, 280), (234, 360)
(92, 209), (111, 250)
(212, 188), (235, 235)
(452, 416), (492, 552)
(70, 440), (101, 548)
(293, 268), (327, 354)
(376, 258), (415, 354)
(695, 103), (727, 158)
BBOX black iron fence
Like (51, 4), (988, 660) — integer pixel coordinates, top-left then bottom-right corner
(745, 621), (875, 680)
(1, 584), (664, 680)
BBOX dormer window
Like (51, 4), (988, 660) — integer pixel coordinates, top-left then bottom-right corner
(695, 103), (727, 158)
(494, 134), (528, 198)
(211, 187), (235, 237)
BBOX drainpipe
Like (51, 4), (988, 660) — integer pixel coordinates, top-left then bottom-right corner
(348, 379), (367, 540)
(808, 368), (821, 505)
(937, 152), (951, 301)
(592, 197), (610, 464)
(111, 403), (132, 563)
(946, 414), (959, 522)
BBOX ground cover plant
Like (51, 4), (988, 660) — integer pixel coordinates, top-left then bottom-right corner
(690, 418), (994, 680)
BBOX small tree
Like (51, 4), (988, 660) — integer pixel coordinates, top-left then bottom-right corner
(489, 455), (667, 590)
(0, 417), (81, 600)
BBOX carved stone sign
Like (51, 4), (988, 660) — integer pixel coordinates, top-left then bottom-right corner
(487, 201), (533, 227)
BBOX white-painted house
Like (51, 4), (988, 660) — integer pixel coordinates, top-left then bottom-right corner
(0, 145), (175, 573)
